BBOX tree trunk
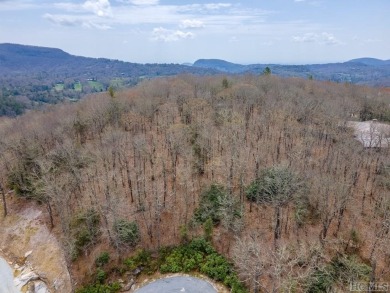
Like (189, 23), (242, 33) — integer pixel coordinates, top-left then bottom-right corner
(0, 183), (7, 217)
(274, 206), (281, 249)
(47, 200), (54, 228)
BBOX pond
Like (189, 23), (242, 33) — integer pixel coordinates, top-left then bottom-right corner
(0, 257), (19, 293)
(135, 276), (217, 293)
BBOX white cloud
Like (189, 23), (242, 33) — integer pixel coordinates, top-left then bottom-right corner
(293, 32), (341, 45)
(293, 33), (317, 42)
(204, 3), (231, 10)
(83, 0), (111, 17)
(44, 1), (273, 37)
(44, 13), (79, 27)
(0, 0), (39, 11)
(129, 0), (159, 5)
(117, 0), (159, 5)
(179, 19), (204, 29)
(151, 27), (194, 42)
(229, 36), (238, 43)
(53, 2), (82, 12)
(53, 0), (112, 16)
(320, 32), (339, 45)
(44, 13), (111, 30)
(177, 3), (232, 13)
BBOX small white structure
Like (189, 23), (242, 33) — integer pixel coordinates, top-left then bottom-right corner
(347, 120), (390, 148)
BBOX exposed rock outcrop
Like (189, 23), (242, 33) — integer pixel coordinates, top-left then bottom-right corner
(0, 200), (72, 292)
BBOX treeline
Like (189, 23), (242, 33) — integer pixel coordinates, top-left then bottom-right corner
(0, 93), (25, 116)
(0, 74), (389, 292)
(0, 74), (141, 116)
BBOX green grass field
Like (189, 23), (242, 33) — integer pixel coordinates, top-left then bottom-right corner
(88, 81), (105, 91)
(73, 82), (82, 92)
(54, 83), (64, 91)
(110, 78), (125, 88)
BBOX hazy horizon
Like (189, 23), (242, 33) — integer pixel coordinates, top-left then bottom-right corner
(0, 0), (389, 64)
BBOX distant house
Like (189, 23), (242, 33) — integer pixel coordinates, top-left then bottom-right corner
(347, 120), (390, 148)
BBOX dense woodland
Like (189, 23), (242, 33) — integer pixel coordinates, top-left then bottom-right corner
(1, 74), (390, 292)
(1, 44), (390, 118)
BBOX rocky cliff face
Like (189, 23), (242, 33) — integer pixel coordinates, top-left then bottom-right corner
(0, 196), (72, 292)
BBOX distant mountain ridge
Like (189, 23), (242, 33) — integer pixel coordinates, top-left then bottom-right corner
(193, 59), (246, 73)
(346, 57), (390, 66)
(0, 43), (216, 76)
(192, 58), (390, 87)
(0, 43), (218, 116)
(1, 43), (389, 86)
(0, 43), (389, 116)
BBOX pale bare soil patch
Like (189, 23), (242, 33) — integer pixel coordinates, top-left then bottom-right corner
(0, 195), (72, 292)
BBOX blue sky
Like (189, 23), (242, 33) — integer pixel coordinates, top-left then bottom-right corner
(0, 0), (389, 64)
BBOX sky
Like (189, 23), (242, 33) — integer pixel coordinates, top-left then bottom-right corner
(0, 0), (389, 64)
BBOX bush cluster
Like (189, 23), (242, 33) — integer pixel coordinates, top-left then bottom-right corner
(245, 166), (302, 205)
(113, 219), (140, 247)
(160, 238), (247, 293)
(193, 184), (241, 228)
(123, 249), (157, 275)
(95, 252), (110, 267)
(305, 254), (371, 292)
(194, 184), (226, 224)
(76, 282), (121, 293)
(70, 209), (101, 260)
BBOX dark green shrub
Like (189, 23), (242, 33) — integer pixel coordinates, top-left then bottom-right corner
(158, 238), (248, 292)
(305, 254), (371, 293)
(224, 275), (248, 293)
(331, 255), (371, 284)
(188, 238), (214, 254)
(305, 266), (336, 293)
(113, 219), (140, 247)
(95, 269), (106, 284)
(200, 254), (231, 281)
(95, 252), (110, 267)
(246, 166), (302, 205)
(294, 194), (311, 227)
(71, 209), (101, 260)
(194, 184), (224, 224)
(203, 217), (213, 241)
(194, 184), (241, 227)
(179, 225), (189, 243)
(76, 282), (121, 293)
(124, 249), (156, 274)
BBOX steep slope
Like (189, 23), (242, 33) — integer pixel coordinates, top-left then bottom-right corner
(0, 43), (72, 72)
(1, 75), (389, 292)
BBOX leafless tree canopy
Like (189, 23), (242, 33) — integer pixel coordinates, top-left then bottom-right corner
(0, 74), (389, 291)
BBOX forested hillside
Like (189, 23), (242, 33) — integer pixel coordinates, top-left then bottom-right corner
(0, 43), (217, 116)
(193, 58), (390, 86)
(1, 74), (390, 292)
(1, 44), (389, 118)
